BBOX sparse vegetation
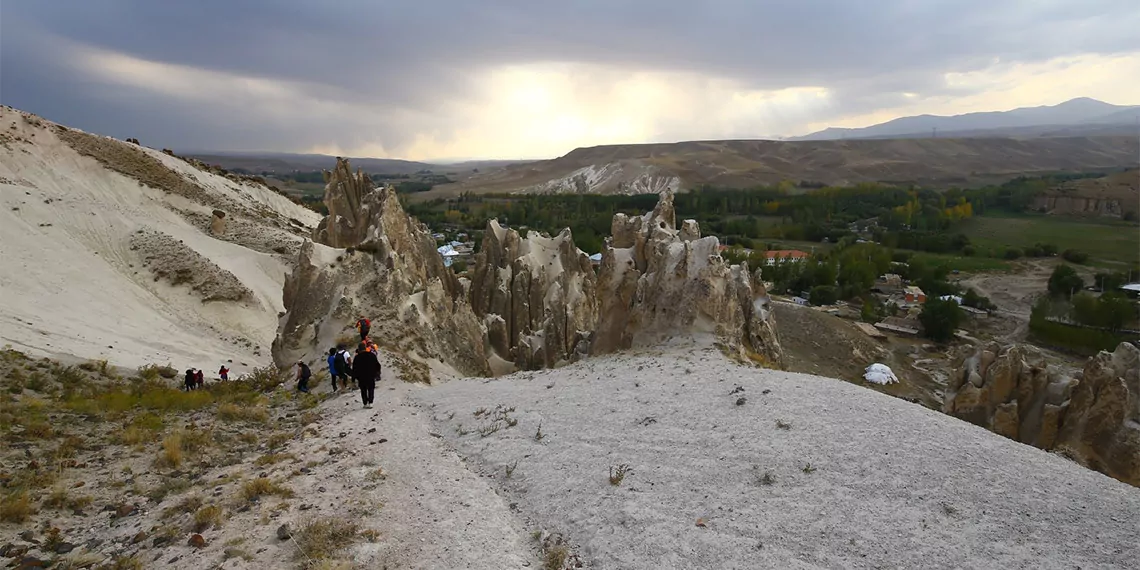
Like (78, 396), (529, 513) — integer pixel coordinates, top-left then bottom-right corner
(218, 402), (270, 423)
(194, 504), (224, 531)
(0, 490), (35, 523)
(609, 464), (632, 486)
(292, 516), (361, 567)
(255, 452), (297, 467)
(775, 419), (792, 430)
(239, 477), (295, 503)
(534, 423), (545, 442)
(802, 463), (817, 474)
(505, 460), (519, 479)
(753, 466), (776, 486)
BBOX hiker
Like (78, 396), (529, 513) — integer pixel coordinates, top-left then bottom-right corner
(355, 316), (371, 341)
(295, 360), (311, 393)
(218, 365), (229, 381)
(351, 342), (380, 409)
(335, 344), (354, 390)
(184, 368), (196, 391)
(195, 369), (205, 389)
(327, 348), (340, 392)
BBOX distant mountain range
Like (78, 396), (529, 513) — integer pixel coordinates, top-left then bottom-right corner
(791, 97), (1140, 141)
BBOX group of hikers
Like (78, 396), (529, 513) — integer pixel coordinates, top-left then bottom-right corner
(182, 365), (229, 391)
(178, 317), (381, 409)
(294, 317), (381, 409)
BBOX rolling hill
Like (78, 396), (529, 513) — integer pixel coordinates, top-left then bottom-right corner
(420, 135), (1139, 197)
(793, 97), (1139, 141)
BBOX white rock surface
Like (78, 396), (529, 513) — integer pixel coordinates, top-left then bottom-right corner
(0, 107), (319, 373)
(419, 340), (1140, 569)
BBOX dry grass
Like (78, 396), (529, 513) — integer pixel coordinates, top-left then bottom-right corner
(158, 432), (184, 468)
(217, 402), (269, 423)
(293, 516), (361, 566)
(0, 490), (36, 523)
(194, 504), (224, 531)
(254, 452), (296, 467)
(239, 477), (295, 503)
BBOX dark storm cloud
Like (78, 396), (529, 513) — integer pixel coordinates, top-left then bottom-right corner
(2, 0), (1139, 156)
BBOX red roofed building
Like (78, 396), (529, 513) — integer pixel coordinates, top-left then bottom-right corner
(763, 250), (810, 266)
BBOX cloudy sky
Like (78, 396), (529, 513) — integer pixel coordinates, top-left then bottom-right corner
(3, 1), (1139, 161)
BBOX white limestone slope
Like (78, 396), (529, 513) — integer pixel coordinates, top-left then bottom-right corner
(419, 340), (1140, 569)
(520, 163), (681, 195)
(0, 108), (321, 373)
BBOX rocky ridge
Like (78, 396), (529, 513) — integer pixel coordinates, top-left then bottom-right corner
(946, 341), (1140, 486)
(275, 158), (784, 375)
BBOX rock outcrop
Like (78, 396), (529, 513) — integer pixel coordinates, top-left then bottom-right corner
(277, 175), (783, 376)
(591, 192), (783, 367)
(312, 158), (377, 248)
(274, 160), (487, 375)
(469, 221), (598, 370)
(944, 343), (1076, 448)
(210, 209), (227, 235)
(946, 342), (1140, 486)
(1055, 342), (1140, 486)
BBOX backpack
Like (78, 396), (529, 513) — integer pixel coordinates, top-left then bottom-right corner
(359, 318), (371, 329)
(299, 363), (311, 380)
(334, 351), (349, 374)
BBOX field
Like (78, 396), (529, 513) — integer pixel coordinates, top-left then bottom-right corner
(959, 214), (1140, 267)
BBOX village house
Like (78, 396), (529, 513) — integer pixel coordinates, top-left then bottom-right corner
(904, 286), (926, 304)
(764, 250), (810, 266)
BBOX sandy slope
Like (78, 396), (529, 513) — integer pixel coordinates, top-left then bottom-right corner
(0, 108), (320, 374)
(417, 340), (1140, 569)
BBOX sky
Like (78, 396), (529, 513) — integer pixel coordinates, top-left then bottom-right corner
(2, 1), (1139, 161)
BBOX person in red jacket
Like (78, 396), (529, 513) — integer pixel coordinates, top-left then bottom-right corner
(355, 317), (371, 341)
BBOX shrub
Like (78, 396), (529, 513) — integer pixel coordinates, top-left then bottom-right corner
(808, 285), (838, 306)
(0, 490), (35, 523)
(193, 504), (224, 531)
(1048, 264), (1084, 298)
(293, 516), (360, 563)
(919, 298), (963, 343)
(158, 432), (184, 468)
(608, 464), (632, 486)
(1061, 249), (1089, 264)
(1003, 247), (1023, 260)
(239, 478), (294, 503)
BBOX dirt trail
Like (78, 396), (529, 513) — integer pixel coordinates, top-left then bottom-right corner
(283, 356), (538, 568)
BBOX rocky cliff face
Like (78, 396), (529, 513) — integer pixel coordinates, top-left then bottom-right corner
(946, 342), (1140, 486)
(592, 192), (784, 367)
(469, 221), (598, 370)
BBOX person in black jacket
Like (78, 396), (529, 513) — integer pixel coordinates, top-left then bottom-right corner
(351, 343), (380, 409)
(295, 361), (311, 393)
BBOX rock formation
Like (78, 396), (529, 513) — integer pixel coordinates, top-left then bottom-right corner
(1055, 342), (1140, 486)
(591, 192), (784, 367)
(277, 173), (784, 376)
(944, 343), (1076, 448)
(312, 158), (377, 248)
(946, 342), (1140, 486)
(210, 209), (227, 235)
(274, 159), (487, 375)
(469, 221), (598, 370)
